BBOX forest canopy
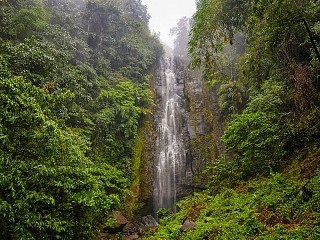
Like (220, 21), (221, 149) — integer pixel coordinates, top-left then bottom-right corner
(189, 0), (320, 180)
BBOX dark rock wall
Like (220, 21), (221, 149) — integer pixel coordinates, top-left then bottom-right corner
(184, 65), (225, 189)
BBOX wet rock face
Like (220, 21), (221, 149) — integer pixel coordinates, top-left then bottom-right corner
(138, 119), (157, 215)
(185, 70), (207, 138)
(185, 67), (224, 188)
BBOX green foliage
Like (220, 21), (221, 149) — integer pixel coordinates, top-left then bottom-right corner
(83, 0), (163, 81)
(190, 0), (320, 182)
(205, 155), (241, 190)
(91, 78), (153, 170)
(10, 7), (49, 39)
(0, 0), (163, 238)
(189, 0), (247, 118)
(147, 164), (320, 239)
(182, 2), (320, 239)
(157, 208), (172, 221)
(0, 74), (127, 239)
(217, 78), (245, 115)
(190, 134), (218, 186)
(220, 78), (290, 179)
(222, 111), (287, 175)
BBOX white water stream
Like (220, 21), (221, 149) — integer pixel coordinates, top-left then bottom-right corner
(153, 56), (189, 213)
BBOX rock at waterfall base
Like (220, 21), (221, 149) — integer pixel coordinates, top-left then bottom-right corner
(112, 211), (128, 228)
(122, 233), (139, 239)
(181, 219), (196, 232)
(142, 215), (158, 227)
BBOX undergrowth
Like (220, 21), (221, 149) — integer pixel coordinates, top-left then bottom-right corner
(144, 149), (320, 240)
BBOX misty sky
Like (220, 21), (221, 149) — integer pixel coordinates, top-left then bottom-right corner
(141, 0), (197, 47)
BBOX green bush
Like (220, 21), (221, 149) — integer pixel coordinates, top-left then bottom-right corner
(147, 170), (320, 240)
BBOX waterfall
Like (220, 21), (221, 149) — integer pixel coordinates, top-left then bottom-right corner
(153, 56), (192, 214)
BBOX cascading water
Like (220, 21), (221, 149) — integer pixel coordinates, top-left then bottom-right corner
(153, 55), (192, 214)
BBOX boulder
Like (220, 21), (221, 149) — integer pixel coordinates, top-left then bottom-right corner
(122, 233), (139, 240)
(180, 219), (196, 232)
(142, 215), (158, 227)
(95, 233), (117, 240)
(112, 211), (128, 229)
(123, 222), (139, 235)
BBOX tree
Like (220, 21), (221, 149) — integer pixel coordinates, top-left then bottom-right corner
(189, 0), (320, 182)
(170, 16), (191, 60)
(0, 70), (127, 239)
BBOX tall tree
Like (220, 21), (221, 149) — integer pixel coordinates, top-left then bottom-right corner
(170, 16), (191, 60)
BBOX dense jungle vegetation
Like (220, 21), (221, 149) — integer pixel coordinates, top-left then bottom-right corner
(1, 0), (320, 239)
(0, 0), (162, 238)
(147, 0), (320, 239)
